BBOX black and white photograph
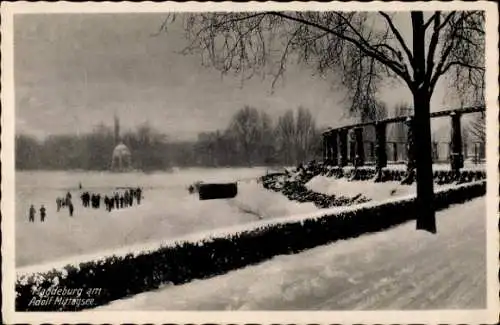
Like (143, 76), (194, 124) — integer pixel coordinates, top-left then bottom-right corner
(1, 2), (498, 323)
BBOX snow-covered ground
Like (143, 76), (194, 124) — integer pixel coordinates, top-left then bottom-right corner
(16, 167), (483, 268)
(98, 197), (486, 310)
(15, 169), (317, 267)
(305, 176), (447, 201)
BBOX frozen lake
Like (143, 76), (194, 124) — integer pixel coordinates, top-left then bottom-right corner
(15, 167), (472, 268)
(15, 168), (318, 268)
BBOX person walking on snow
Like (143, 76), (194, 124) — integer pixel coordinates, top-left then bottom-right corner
(68, 200), (74, 217)
(114, 193), (120, 209)
(40, 205), (46, 222)
(56, 198), (62, 212)
(29, 205), (36, 222)
(136, 187), (142, 205)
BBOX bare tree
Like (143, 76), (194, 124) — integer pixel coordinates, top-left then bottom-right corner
(360, 100), (388, 123)
(226, 105), (266, 165)
(165, 10), (485, 233)
(295, 106), (317, 163)
(468, 111), (485, 143)
(275, 109), (296, 165)
(258, 110), (276, 164)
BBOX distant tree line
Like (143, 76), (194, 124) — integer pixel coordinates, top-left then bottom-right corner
(15, 121), (169, 171)
(15, 106), (324, 171)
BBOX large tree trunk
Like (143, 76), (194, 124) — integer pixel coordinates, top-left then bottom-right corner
(413, 90), (436, 233)
(411, 11), (436, 234)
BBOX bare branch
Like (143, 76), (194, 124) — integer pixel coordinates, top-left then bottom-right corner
(211, 12), (268, 29)
(440, 61), (485, 76)
(437, 12), (456, 31)
(430, 41), (455, 89)
(429, 10), (485, 94)
(372, 43), (401, 59)
(151, 13), (175, 37)
(268, 11), (412, 84)
(171, 10), (484, 117)
(271, 26), (301, 89)
(378, 11), (414, 66)
(423, 12), (439, 30)
(424, 12), (443, 88)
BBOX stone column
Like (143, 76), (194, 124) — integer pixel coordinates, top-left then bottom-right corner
(375, 122), (387, 169)
(329, 130), (338, 166)
(354, 127), (365, 167)
(374, 122), (387, 182)
(348, 129), (356, 165)
(479, 142), (485, 160)
(450, 111), (464, 172)
(322, 133), (329, 163)
(338, 128), (348, 167)
(474, 143), (479, 164)
(401, 117), (416, 184)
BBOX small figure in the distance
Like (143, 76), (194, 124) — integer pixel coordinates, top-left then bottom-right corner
(40, 205), (46, 222)
(114, 192), (120, 209)
(29, 204), (36, 223)
(56, 197), (62, 212)
(79, 182), (82, 190)
(65, 191), (72, 207)
(136, 187), (142, 204)
(68, 200), (74, 217)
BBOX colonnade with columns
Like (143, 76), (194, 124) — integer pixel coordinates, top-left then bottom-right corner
(322, 108), (479, 173)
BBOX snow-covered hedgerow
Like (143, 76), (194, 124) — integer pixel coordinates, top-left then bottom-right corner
(259, 166), (486, 209)
(15, 181), (486, 311)
(262, 177), (370, 208)
(265, 164), (485, 188)
(320, 166), (485, 184)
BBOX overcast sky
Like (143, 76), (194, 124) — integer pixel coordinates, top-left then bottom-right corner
(14, 12), (457, 141)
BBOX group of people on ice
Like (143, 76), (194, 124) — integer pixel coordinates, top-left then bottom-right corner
(28, 185), (144, 223)
(80, 192), (102, 209)
(56, 191), (75, 216)
(28, 204), (47, 222)
(80, 187), (143, 212)
(29, 191), (74, 222)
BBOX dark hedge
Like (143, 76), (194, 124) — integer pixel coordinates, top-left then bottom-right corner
(318, 166), (485, 184)
(16, 180), (486, 312)
(261, 177), (370, 208)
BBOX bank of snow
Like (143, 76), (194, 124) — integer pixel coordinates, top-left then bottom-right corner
(231, 180), (318, 218)
(305, 175), (452, 201)
(305, 176), (414, 201)
(98, 197), (486, 310)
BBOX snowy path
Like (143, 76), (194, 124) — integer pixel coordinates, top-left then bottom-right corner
(99, 197), (486, 310)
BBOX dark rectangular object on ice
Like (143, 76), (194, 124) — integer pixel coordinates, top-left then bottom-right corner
(198, 182), (238, 200)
